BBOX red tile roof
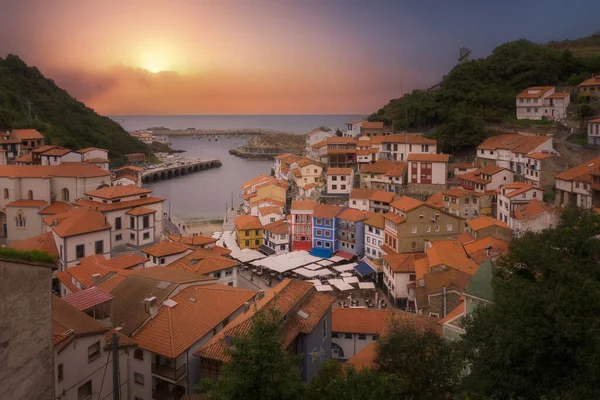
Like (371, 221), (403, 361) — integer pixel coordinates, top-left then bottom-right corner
(5, 199), (46, 208)
(290, 199), (317, 212)
(477, 134), (551, 154)
(141, 240), (190, 257)
(125, 206), (157, 216)
(361, 121), (384, 129)
(326, 167), (353, 175)
(360, 160), (407, 177)
(0, 163), (110, 178)
(467, 216), (511, 231)
(439, 300), (465, 325)
(234, 215), (263, 230)
(384, 252), (427, 273)
(350, 188), (373, 200)
(101, 253), (148, 270)
(464, 236), (509, 264)
(364, 213), (385, 229)
(72, 196), (165, 212)
(258, 206), (281, 216)
(332, 308), (440, 335)
(426, 192), (445, 210)
(516, 86), (554, 99)
(371, 134), (436, 145)
(63, 287), (114, 311)
(263, 219), (289, 235)
(555, 156), (600, 182)
(513, 199), (553, 221)
(53, 296), (108, 352)
(347, 342), (377, 370)
(390, 196), (423, 212)
(579, 75), (600, 87)
(43, 208), (111, 238)
(39, 201), (73, 215)
(370, 190), (395, 203)
(502, 182), (537, 198)
(79, 147), (108, 153)
(547, 92), (570, 99)
(337, 208), (368, 222)
(313, 204), (343, 219)
(86, 185), (152, 199)
(383, 211), (406, 224)
(12, 129), (44, 140)
(407, 153), (450, 162)
(526, 152), (555, 160)
(167, 234), (218, 247)
(426, 240), (480, 275)
(168, 249), (240, 275)
(10, 232), (58, 257)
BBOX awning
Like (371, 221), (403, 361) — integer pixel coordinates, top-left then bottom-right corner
(310, 248), (333, 258)
(258, 245), (276, 256)
(335, 251), (354, 260)
(354, 261), (375, 277)
(358, 282), (375, 289)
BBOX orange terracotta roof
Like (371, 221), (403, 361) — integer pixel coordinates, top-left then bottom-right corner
(347, 342), (377, 370)
(31, 145), (58, 154)
(516, 86), (554, 99)
(502, 182), (537, 198)
(86, 185), (151, 199)
(337, 208), (368, 222)
(125, 206), (157, 216)
(258, 206), (281, 217)
(384, 252), (427, 273)
(361, 121), (384, 129)
(390, 196), (423, 212)
(291, 199), (318, 211)
(326, 167), (353, 175)
(168, 249), (240, 275)
(168, 234), (217, 247)
(422, 268), (473, 295)
(313, 204), (343, 219)
(0, 132), (22, 144)
(102, 253), (148, 270)
(407, 153), (450, 162)
(0, 163), (110, 178)
(370, 190), (395, 203)
(41, 147), (75, 156)
(555, 155), (600, 182)
(297, 158), (321, 167)
(304, 183), (316, 190)
(442, 187), (473, 198)
(526, 152), (555, 160)
(348, 119), (366, 125)
(361, 160), (404, 175)
(141, 240), (190, 258)
(73, 196), (165, 212)
(262, 219), (289, 234)
(439, 300), (465, 325)
(467, 216), (511, 232)
(66, 255), (110, 288)
(326, 137), (357, 144)
(383, 211), (406, 224)
(14, 153), (33, 163)
(426, 192), (445, 209)
(96, 274), (127, 293)
(414, 257), (430, 280)
(12, 128), (44, 140)
(579, 75), (600, 87)
(350, 188), (373, 200)
(457, 232), (475, 245)
(311, 140), (327, 149)
(249, 197), (285, 208)
(513, 199), (553, 221)
(235, 215), (263, 230)
(477, 134), (551, 154)
(464, 236), (509, 264)
(43, 208), (111, 238)
(291, 168), (301, 178)
(55, 271), (81, 294)
(5, 199), (46, 208)
(84, 158), (109, 164)
(371, 134), (436, 145)
(426, 240), (480, 275)
(547, 92), (570, 99)
(241, 174), (269, 189)
(39, 201), (73, 215)
(307, 128), (333, 136)
(112, 174), (140, 182)
(79, 147), (108, 153)
(10, 231), (58, 257)
(332, 308), (439, 335)
(116, 165), (143, 172)
(133, 284), (257, 358)
(364, 213), (385, 229)
(589, 118), (600, 123)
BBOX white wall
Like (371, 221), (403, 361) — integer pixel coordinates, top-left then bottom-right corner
(364, 225), (384, 259)
(349, 197), (369, 211)
(55, 229), (112, 270)
(332, 332), (379, 360)
(6, 205), (45, 243)
(327, 173), (353, 194)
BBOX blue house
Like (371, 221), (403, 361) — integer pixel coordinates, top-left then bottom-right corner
(310, 204), (344, 258)
(336, 208), (367, 257)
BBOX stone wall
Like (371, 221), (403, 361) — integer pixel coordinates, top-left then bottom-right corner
(0, 258), (54, 400)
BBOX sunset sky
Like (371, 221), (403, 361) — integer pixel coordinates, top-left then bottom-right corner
(1, 0), (599, 115)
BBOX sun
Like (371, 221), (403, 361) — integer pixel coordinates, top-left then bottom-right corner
(140, 52), (169, 73)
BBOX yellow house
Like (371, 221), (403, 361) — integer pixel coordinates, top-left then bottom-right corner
(235, 215), (263, 249)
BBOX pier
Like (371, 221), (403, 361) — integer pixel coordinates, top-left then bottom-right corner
(151, 128), (296, 136)
(142, 157), (222, 183)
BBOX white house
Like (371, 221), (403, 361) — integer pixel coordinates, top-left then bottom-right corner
(40, 147), (82, 166)
(359, 160), (406, 193)
(496, 182), (543, 229)
(476, 133), (554, 174)
(306, 128), (336, 155)
(261, 219), (290, 255)
(364, 213), (385, 259)
(141, 240), (192, 267)
(587, 118), (600, 147)
(554, 155), (600, 210)
(130, 285), (257, 400)
(73, 185), (165, 249)
(512, 199), (557, 238)
(349, 188), (371, 211)
(356, 136), (377, 164)
(407, 154), (449, 185)
(344, 119), (366, 138)
(371, 134), (437, 162)
(516, 86), (570, 121)
(383, 252), (425, 304)
(258, 206), (283, 226)
(166, 249), (242, 287)
(326, 168), (354, 195)
(457, 165), (514, 193)
(53, 296), (135, 400)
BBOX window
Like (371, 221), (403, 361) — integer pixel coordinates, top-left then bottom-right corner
(429, 313), (440, 318)
(325, 230), (331, 237)
(78, 381), (92, 400)
(341, 185), (346, 190)
(533, 191), (537, 198)
(245, 240), (250, 246)
(61, 188), (70, 202)
(143, 215), (150, 228)
(115, 217), (121, 230)
(95, 240), (104, 255)
(411, 241), (417, 250)
(254, 229), (259, 236)
(87, 341), (100, 363)
(316, 240), (322, 247)
(419, 212), (424, 219)
(130, 216), (135, 228)
(255, 239), (260, 245)
(435, 225), (440, 232)
(316, 218), (322, 225)
(331, 176), (337, 181)
(245, 230), (250, 237)
(270, 217), (275, 222)
(130, 233), (135, 240)
(325, 241), (331, 248)
(134, 372), (144, 386)
(425, 226), (431, 233)
(411, 226), (417, 234)
(76, 244), (85, 259)
(446, 224), (453, 231)
(358, 334), (367, 340)
(352, 200), (357, 205)
(160, 257), (166, 264)
(27, 190), (33, 200)
(322, 316), (327, 339)
(325, 219), (331, 226)
(3, 188), (8, 199)
(316, 229), (322, 236)
(332, 185), (337, 190)
(57, 364), (63, 383)
(332, 332), (339, 338)
(134, 348), (144, 360)
(143, 232), (150, 240)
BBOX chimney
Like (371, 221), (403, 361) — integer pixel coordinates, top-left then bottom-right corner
(91, 273), (102, 283)
(144, 296), (158, 319)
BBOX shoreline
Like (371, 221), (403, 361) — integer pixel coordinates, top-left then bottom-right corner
(151, 128), (297, 136)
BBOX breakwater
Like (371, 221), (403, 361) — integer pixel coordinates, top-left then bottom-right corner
(151, 128), (295, 136)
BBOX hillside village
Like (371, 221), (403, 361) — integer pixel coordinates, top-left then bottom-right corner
(4, 71), (600, 398)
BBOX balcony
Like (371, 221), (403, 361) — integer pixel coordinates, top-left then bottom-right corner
(337, 232), (356, 243)
(152, 362), (187, 382)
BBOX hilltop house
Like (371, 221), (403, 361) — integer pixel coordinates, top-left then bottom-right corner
(512, 199), (557, 238)
(523, 152), (567, 190)
(465, 216), (513, 242)
(306, 128), (336, 155)
(554, 155), (600, 210)
(476, 134), (554, 174)
(12, 129), (44, 154)
(587, 118), (600, 147)
(261, 219), (290, 255)
(442, 187), (490, 218)
(515, 86), (570, 120)
(371, 134), (437, 162)
(458, 165), (514, 194)
(579, 75), (600, 100)
(496, 182), (543, 229)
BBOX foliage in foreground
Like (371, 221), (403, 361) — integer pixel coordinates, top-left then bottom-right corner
(458, 208), (600, 399)
(0, 248), (55, 264)
(198, 307), (304, 400)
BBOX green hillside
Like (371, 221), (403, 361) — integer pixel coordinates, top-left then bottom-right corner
(547, 31), (600, 57)
(371, 38), (600, 152)
(0, 54), (150, 166)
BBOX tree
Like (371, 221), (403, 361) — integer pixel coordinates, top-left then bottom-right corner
(335, 129), (343, 137)
(306, 361), (404, 400)
(375, 319), (459, 399)
(578, 103), (594, 119)
(197, 307), (304, 400)
(459, 208), (600, 399)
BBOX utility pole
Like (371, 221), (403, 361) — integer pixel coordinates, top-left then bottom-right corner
(231, 192), (234, 211)
(111, 333), (120, 400)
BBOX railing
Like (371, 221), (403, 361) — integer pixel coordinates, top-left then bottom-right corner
(152, 362), (187, 382)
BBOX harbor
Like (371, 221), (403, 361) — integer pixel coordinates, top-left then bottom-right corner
(141, 155), (222, 183)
